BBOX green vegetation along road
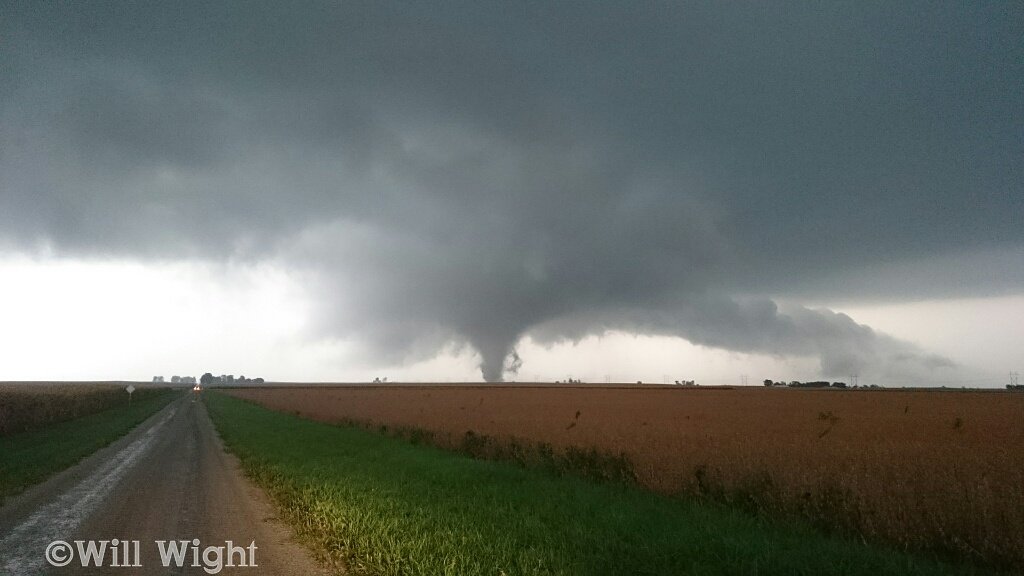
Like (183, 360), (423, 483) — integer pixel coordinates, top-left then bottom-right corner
(206, 392), (992, 576)
(0, 388), (177, 502)
(0, 392), (326, 575)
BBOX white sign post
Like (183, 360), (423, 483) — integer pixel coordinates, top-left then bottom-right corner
(126, 384), (135, 407)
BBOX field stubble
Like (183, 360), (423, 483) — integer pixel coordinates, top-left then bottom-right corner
(229, 385), (1024, 570)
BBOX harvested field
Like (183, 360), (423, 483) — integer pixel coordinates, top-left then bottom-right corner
(228, 385), (1024, 570)
(0, 382), (162, 436)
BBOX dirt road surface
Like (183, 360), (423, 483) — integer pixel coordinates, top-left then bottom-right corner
(0, 393), (327, 575)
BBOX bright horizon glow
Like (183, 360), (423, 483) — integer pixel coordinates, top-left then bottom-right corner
(0, 254), (1019, 387)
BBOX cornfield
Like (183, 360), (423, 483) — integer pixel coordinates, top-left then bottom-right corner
(0, 382), (157, 435)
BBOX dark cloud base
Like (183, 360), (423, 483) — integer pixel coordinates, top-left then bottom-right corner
(2, 3), (1020, 380)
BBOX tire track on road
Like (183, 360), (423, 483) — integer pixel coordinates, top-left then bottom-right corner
(0, 407), (177, 574)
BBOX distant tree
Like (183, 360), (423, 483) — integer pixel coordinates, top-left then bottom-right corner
(152, 376), (164, 383)
(201, 372), (214, 386)
(171, 376), (181, 384)
(254, 377), (265, 384)
(763, 379), (773, 387)
(789, 380), (830, 388)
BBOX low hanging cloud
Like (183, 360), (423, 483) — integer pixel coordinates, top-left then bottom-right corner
(279, 199), (956, 382)
(2, 3), (1020, 381)
(287, 212), (958, 381)
(530, 302), (956, 383)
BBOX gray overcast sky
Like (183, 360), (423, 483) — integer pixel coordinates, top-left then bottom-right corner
(1, 2), (1021, 382)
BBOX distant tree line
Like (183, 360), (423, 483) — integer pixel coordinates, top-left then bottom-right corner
(199, 373), (265, 386)
(152, 375), (196, 384)
(763, 379), (881, 389)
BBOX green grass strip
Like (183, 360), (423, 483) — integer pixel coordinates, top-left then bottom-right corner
(206, 392), (991, 576)
(0, 389), (178, 503)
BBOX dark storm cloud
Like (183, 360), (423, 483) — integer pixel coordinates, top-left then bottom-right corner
(529, 300), (955, 381)
(2, 2), (1021, 380)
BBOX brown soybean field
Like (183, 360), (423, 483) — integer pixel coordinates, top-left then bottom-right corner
(228, 385), (1024, 569)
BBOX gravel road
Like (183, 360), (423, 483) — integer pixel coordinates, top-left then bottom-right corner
(0, 393), (328, 575)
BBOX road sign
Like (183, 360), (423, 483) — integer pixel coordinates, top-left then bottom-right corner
(126, 384), (135, 406)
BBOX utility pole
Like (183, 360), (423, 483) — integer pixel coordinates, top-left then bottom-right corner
(740, 374), (748, 386)
(1011, 371), (1020, 387)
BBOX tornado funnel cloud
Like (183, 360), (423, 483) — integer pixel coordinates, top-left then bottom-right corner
(0, 3), (1018, 383)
